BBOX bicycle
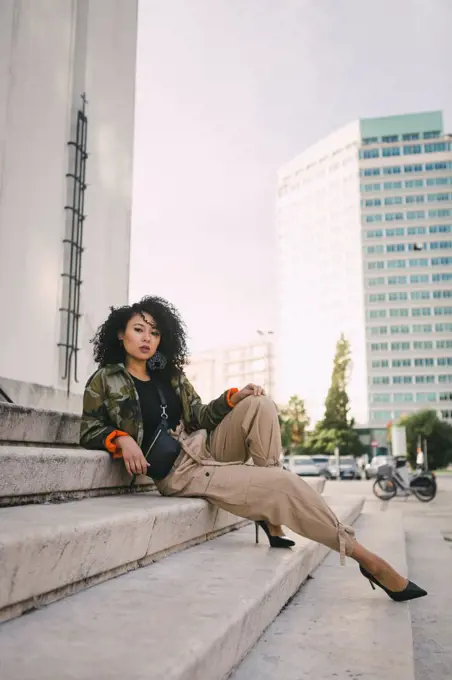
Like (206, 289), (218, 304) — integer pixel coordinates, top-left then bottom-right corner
(372, 457), (437, 503)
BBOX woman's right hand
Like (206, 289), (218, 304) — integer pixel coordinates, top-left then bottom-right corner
(116, 435), (150, 476)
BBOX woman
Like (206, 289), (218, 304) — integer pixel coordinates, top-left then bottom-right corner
(80, 295), (426, 602)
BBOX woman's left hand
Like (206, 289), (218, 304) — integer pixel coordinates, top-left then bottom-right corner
(230, 383), (265, 406)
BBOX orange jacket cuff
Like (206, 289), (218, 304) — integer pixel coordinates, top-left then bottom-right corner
(104, 430), (129, 458)
(226, 388), (239, 409)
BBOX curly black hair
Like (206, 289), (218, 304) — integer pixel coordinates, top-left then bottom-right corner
(91, 295), (188, 376)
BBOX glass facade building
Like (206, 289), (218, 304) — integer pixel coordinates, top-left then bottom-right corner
(276, 111), (452, 427)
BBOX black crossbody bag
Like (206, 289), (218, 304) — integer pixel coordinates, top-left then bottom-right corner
(143, 385), (181, 481)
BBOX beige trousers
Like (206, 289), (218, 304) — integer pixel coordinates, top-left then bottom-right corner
(155, 396), (356, 561)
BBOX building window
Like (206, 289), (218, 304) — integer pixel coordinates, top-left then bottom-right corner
(428, 192), (452, 202)
(369, 294), (386, 303)
(403, 144), (422, 155)
(362, 137), (379, 145)
(384, 181), (403, 190)
(415, 376), (435, 384)
(412, 307), (432, 317)
(383, 166), (402, 175)
(372, 393), (391, 403)
(429, 225), (452, 234)
(439, 375), (452, 383)
(387, 259), (406, 269)
(426, 162), (452, 171)
(363, 168), (381, 176)
(367, 277), (386, 286)
(439, 392), (452, 401)
(411, 291), (430, 300)
(371, 342), (389, 351)
(405, 194), (425, 204)
(387, 244), (405, 253)
(390, 325), (410, 334)
(385, 213), (404, 222)
(393, 393), (414, 402)
(382, 147), (401, 157)
(372, 376), (390, 385)
(432, 273), (452, 282)
(391, 342), (410, 350)
(432, 257), (452, 266)
(393, 376), (413, 384)
(412, 324), (433, 333)
(369, 309), (387, 319)
(385, 196), (403, 205)
(434, 307), (452, 316)
(437, 340), (452, 349)
(408, 258), (429, 267)
(372, 410), (393, 420)
(369, 326), (388, 336)
(410, 274), (429, 283)
(414, 341), (433, 350)
(389, 292), (408, 301)
(392, 359), (411, 367)
(429, 209), (452, 218)
(423, 131), (441, 140)
(368, 261), (385, 270)
(438, 358), (452, 366)
(425, 142), (450, 153)
(386, 228), (405, 237)
(362, 183), (382, 192)
(365, 215), (383, 223)
(405, 179), (424, 189)
(416, 392), (437, 402)
(414, 358), (435, 367)
(431, 240), (452, 249)
(407, 210), (425, 220)
(382, 135), (399, 143)
(404, 164), (423, 173)
(403, 133), (420, 141)
(436, 323), (452, 332)
(365, 199), (382, 208)
(390, 308), (409, 317)
(427, 177), (452, 187)
(365, 229), (384, 238)
(361, 148), (380, 159)
(407, 226), (426, 235)
(366, 245), (385, 254)
(388, 276), (407, 284)
(372, 359), (389, 368)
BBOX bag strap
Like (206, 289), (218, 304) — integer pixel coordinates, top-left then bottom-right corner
(155, 385), (169, 424)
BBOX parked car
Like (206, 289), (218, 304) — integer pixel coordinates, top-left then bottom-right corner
(311, 455), (329, 472)
(287, 455), (321, 477)
(328, 456), (362, 480)
(365, 455), (394, 480)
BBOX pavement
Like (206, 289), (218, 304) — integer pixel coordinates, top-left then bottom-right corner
(231, 476), (452, 680)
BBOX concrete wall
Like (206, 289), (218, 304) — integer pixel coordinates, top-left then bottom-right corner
(0, 0), (137, 411)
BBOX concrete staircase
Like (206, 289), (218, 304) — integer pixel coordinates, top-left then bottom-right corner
(0, 402), (365, 680)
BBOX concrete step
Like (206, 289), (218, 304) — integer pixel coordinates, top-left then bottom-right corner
(230, 504), (415, 680)
(0, 447), (325, 506)
(0, 478), (325, 622)
(0, 445), (154, 506)
(0, 402), (79, 445)
(0, 495), (364, 680)
(404, 512), (452, 680)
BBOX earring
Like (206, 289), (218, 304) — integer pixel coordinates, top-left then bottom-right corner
(147, 351), (167, 370)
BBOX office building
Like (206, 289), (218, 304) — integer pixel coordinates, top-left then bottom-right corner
(276, 111), (452, 427)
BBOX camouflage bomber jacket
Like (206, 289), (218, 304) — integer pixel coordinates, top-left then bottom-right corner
(79, 363), (236, 453)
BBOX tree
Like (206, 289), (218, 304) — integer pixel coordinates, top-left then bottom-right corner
(306, 334), (364, 458)
(323, 334), (351, 429)
(399, 410), (452, 470)
(278, 395), (310, 453)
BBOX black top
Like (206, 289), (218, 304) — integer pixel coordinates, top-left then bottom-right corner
(132, 375), (182, 455)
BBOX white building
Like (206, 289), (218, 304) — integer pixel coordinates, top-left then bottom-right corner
(0, 1), (138, 411)
(185, 338), (275, 403)
(276, 111), (452, 427)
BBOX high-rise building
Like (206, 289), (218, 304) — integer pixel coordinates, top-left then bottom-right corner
(276, 111), (452, 428)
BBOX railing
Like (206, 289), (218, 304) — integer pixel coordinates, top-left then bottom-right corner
(59, 93), (88, 395)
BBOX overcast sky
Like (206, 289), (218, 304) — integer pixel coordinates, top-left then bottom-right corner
(130, 0), (452, 354)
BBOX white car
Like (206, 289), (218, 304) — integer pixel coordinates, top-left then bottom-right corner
(287, 456), (321, 477)
(365, 455), (394, 479)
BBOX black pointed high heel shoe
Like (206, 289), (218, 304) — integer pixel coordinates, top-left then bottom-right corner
(359, 565), (427, 602)
(255, 521), (295, 548)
